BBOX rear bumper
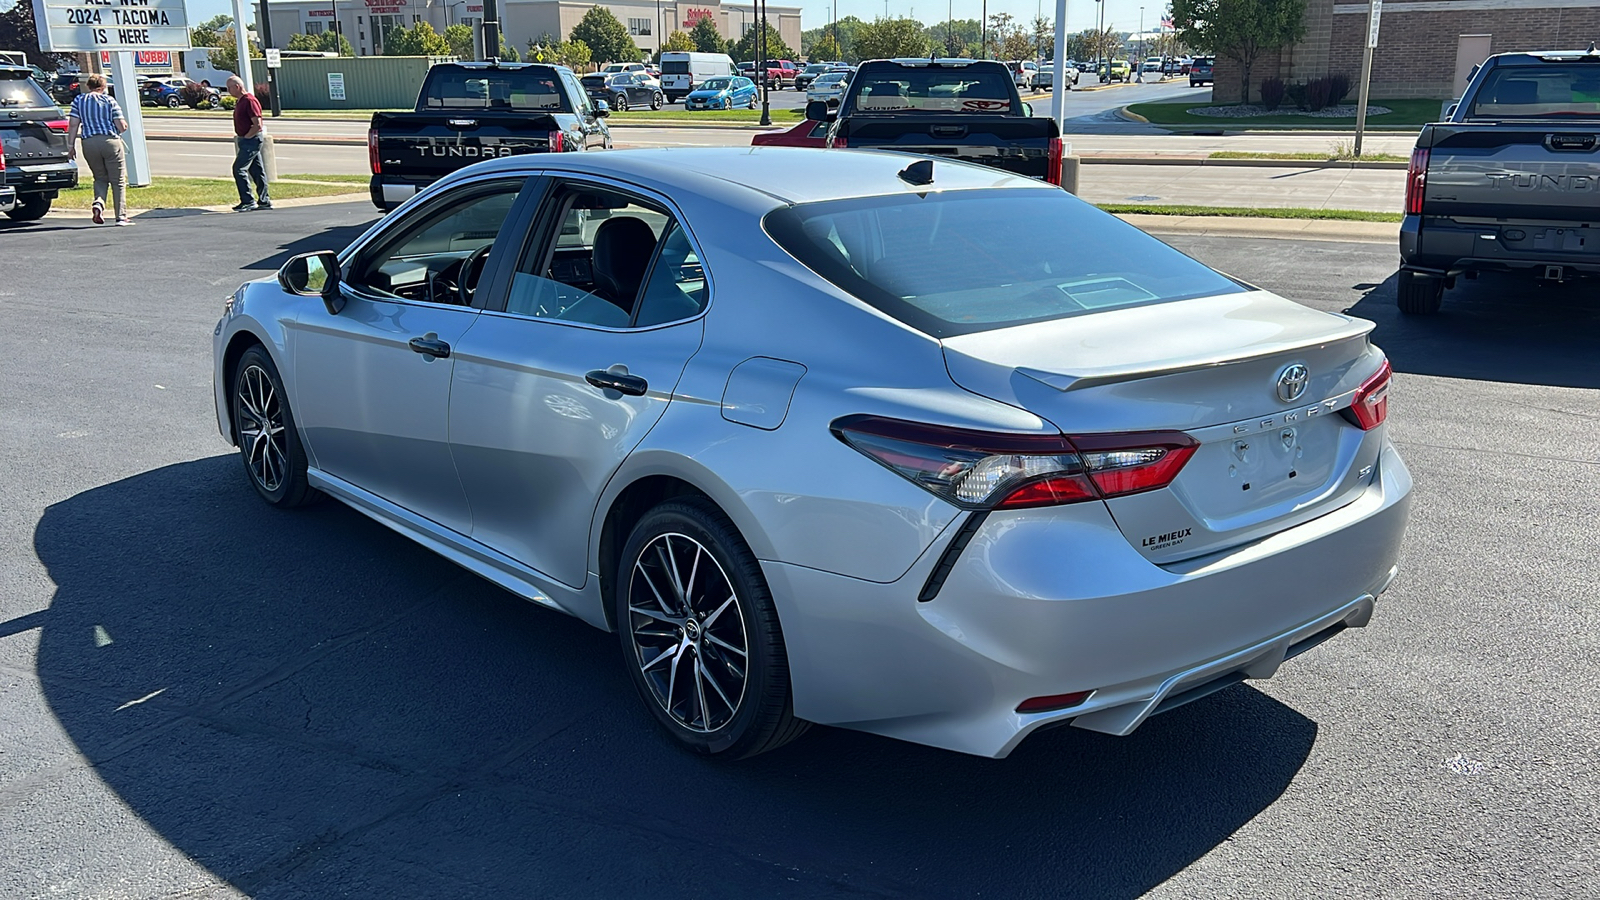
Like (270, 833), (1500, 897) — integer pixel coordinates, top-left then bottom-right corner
(7, 160), (76, 194)
(0, 186), (15, 213)
(1402, 215), (1600, 277)
(764, 441), (1412, 758)
(369, 175), (431, 211)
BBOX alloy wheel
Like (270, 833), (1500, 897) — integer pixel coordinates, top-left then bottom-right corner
(627, 532), (749, 733)
(236, 364), (288, 493)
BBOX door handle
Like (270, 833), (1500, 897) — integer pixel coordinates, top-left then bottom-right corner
(409, 337), (451, 359)
(585, 369), (648, 396)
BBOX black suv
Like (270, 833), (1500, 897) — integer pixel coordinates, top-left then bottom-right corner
(1, 64), (76, 220)
(1189, 57), (1215, 87)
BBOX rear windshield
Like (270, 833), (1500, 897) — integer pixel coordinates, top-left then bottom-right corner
(0, 72), (55, 109)
(847, 65), (1013, 114)
(765, 189), (1245, 338)
(1468, 64), (1600, 118)
(662, 61), (690, 74)
(422, 67), (571, 111)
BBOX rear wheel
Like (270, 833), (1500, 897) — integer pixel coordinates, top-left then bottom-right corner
(232, 345), (320, 507)
(5, 193), (50, 221)
(616, 498), (809, 759)
(1397, 271), (1445, 315)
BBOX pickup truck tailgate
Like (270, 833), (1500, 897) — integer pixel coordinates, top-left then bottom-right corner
(1424, 126), (1600, 222)
(840, 115), (1057, 180)
(370, 111), (560, 181)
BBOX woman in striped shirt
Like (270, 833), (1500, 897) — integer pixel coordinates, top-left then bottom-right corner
(66, 75), (131, 225)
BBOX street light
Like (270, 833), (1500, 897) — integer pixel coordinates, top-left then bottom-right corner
(1137, 6), (1143, 82)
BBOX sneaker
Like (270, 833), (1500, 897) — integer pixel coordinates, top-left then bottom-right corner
(92, 204), (104, 225)
(115, 217), (133, 226)
(255, 199), (273, 210)
(232, 201), (257, 212)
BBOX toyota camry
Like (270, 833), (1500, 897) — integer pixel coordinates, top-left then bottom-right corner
(213, 148), (1411, 759)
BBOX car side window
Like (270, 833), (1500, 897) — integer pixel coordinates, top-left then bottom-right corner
(348, 180), (523, 306)
(504, 183), (703, 329)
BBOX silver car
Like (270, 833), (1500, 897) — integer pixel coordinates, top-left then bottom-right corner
(805, 71), (849, 107)
(213, 148), (1411, 759)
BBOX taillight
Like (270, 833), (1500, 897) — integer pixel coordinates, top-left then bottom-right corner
(1405, 148), (1428, 215)
(831, 416), (1197, 510)
(1347, 359), (1392, 431)
(548, 130), (564, 152)
(1045, 136), (1064, 186)
(367, 129), (380, 174)
(832, 135), (847, 149)
(45, 119), (69, 134)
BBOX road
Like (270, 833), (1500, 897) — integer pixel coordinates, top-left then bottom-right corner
(0, 202), (1594, 899)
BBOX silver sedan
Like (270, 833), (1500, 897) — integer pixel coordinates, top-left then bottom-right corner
(213, 148), (1412, 759)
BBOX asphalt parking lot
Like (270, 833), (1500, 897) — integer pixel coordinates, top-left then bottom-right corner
(1, 203), (1596, 899)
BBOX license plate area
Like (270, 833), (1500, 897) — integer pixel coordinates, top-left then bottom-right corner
(1174, 415), (1349, 526)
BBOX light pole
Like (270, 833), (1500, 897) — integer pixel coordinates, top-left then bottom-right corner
(1137, 7), (1143, 82)
(981, 0), (987, 58)
(758, 0), (770, 124)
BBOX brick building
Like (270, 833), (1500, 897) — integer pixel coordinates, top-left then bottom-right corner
(1212, 0), (1600, 103)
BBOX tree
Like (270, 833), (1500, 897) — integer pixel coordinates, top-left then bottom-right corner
(570, 6), (639, 64)
(1001, 30), (1035, 61)
(190, 14), (232, 48)
(287, 30), (353, 55)
(444, 24), (475, 58)
(730, 21), (795, 64)
(528, 35), (591, 69)
(1031, 15), (1053, 59)
(1171, 0), (1305, 101)
(211, 28), (263, 75)
(689, 16), (726, 54)
(498, 38), (520, 61)
(386, 21), (450, 56)
(853, 17), (929, 61)
(662, 29), (695, 53)
(808, 31), (843, 62)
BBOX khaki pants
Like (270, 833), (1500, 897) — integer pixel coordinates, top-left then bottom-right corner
(82, 134), (127, 220)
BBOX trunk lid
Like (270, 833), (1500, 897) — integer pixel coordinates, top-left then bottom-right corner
(942, 291), (1386, 563)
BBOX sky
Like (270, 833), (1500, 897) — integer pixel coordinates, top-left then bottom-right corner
(170, 0), (1170, 37)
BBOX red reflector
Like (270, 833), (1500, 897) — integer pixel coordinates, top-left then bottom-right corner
(548, 129), (564, 152)
(45, 118), (69, 134)
(996, 475), (1097, 509)
(1017, 690), (1093, 714)
(1349, 359), (1392, 430)
(1405, 148), (1428, 216)
(1045, 136), (1063, 186)
(367, 129), (380, 175)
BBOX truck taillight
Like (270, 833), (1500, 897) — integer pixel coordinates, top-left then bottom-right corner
(1405, 148), (1428, 216)
(45, 119), (69, 134)
(1045, 136), (1064, 186)
(548, 130), (564, 152)
(367, 129), (380, 174)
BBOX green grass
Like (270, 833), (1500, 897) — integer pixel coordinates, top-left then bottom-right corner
(606, 107), (806, 123)
(1209, 150), (1407, 162)
(56, 175), (366, 211)
(142, 107), (401, 120)
(1126, 98), (1442, 129)
(1098, 203), (1402, 222)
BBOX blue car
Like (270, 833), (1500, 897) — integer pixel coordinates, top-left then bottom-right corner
(684, 76), (758, 110)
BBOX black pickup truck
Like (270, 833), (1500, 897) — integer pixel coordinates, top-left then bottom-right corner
(811, 58), (1064, 185)
(1399, 46), (1600, 313)
(368, 62), (611, 211)
(1, 64), (76, 221)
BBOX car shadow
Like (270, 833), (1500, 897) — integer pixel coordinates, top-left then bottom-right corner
(31, 457), (1317, 899)
(244, 220), (377, 272)
(1347, 270), (1600, 390)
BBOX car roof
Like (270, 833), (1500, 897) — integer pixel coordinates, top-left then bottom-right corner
(1486, 46), (1600, 64)
(462, 147), (1045, 207)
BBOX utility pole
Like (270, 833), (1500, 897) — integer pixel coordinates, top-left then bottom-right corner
(981, 0), (987, 58)
(1137, 6), (1143, 82)
(258, 0), (282, 116)
(758, 0), (771, 124)
(482, 0), (501, 60)
(1353, 0), (1381, 156)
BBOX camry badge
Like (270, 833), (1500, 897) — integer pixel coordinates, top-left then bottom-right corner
(1276, 364), (1309, 403)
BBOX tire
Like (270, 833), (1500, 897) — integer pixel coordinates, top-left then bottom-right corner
(232, 345), (320, 507)
(748, 93), (758, 109)
(5, 193), (50, 221)
(616, 498), (809, 759)
(167, 94), (181, 108)
(614, 92), (628, 112)
(651, 91), (663, 110)
(1397, 271), (1445, 315)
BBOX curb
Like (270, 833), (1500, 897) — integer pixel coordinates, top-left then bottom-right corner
(1118, 106), (1150, 124)
(1116, 213), (1397, 244)
(1083, 155), (1408, 170)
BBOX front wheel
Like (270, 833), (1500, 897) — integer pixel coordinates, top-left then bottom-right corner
(616, 498), (809, 759)
(167, 94), (181, 108)
(651, 91), (663, 110)
(1397, 271), (1445, 315)
(232, 345), (320, 507)
(748, 93), (758, 109)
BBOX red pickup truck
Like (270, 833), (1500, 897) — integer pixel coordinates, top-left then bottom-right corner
(763, 59), (797, 89)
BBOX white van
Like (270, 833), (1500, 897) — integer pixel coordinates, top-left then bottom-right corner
(658, 51), (735, 102)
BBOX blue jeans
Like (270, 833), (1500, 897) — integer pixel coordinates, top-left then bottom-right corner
(233, 136), (268, 204)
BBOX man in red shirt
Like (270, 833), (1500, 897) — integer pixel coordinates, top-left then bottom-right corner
(226, 76), (271, 212)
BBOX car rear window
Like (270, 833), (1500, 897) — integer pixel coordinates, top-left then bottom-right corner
(0, 72), (55, 109)
(1468, 64), (1600, 118)
(662, 61), (690, 75)
(848, 65), (1014, 114)
(422, 67), (571, 111)
(765, 189), (1246, 338)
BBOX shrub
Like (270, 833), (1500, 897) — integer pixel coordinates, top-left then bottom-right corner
(178, 80), (212, 109)
(1304, 76), (1332, 111)
(254, 82), (272, 106)
(1259, 77), (1286, 110)
(1328, 72), (1351, 107)
(221, 94), (237, 110)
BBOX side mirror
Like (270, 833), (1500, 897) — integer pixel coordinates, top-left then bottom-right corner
(805, 100), (832, 121)
(592, 100), (610, 117)
(1444, 103), (1458, 120)
(279, 250), (344, 315)
(1021, 101), (1033, 117)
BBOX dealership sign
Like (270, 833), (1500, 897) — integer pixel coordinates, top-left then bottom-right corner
(31, 0), (191, 52)
(99, 49), (171, 68)
(682, 7), (713, 27)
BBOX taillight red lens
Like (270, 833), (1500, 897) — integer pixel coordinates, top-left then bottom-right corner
(1405, 148), (1428, 216)
(367, 129), (380, 174)
(1045, 136), (1064, 186)
(45, 118), (69, 134)
(1070, 432), (1200, 498)
(548, 130), (564, 152)
(1349, 359), (1392, 430)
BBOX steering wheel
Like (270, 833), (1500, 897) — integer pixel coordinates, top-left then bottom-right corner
(457, 244), (493, 306)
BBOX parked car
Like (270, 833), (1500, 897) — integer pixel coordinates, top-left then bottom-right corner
(660, 51), (736, 102)
(1098, 59), (1132, 83)
(581, 71), (664, 112)
(794, 62), (832, 91)
(750, 119), (828, 147)
(1035, 63), (1079, 91)
(366, 62), (609, 211)
(1007, 60), (1039, 91)
(600, 62), (647, 77)
(685, 76), (759, 110)
(1398, 47), (1600, 313)
(803, 70), (849, 107)
(1141, 58), (1164, 75)
(1190, 56), (1215, 86)
(220, 146), (1411, 760)
(0, 64), (75, 220)
(142, 76), (220, 108)
(763, 59), (798, 89)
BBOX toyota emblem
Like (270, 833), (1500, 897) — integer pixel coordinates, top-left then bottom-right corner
(1276, 364), (1309, 403)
